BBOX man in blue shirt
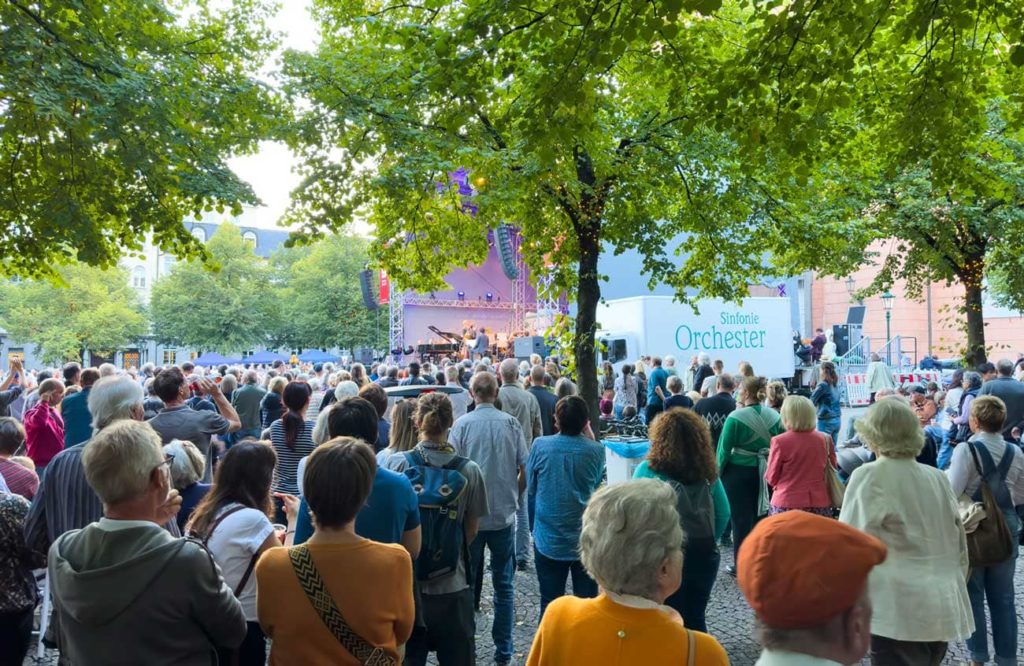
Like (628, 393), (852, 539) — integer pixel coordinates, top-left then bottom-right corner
(645, 356), (670, 423)
(448, 372), (527, 666)
(62, 368), (100, 448)
(293, 398), (420, 556)
(527, 395), (605, 617)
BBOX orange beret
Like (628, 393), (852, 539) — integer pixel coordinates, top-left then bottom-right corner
(738, 511), (886, 629)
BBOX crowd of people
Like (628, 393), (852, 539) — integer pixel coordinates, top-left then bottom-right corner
(0, 349), (1023, 665)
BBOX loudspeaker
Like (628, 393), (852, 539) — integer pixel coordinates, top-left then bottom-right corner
(514, 336), (546, 360)
(359, 270), (378, 311)
(354, 348), (374, 365)
(496, 225), (519, 280)
(832, 324), (851, 358)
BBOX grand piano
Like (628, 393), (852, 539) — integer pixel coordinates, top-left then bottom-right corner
(416, 326), (462, 360)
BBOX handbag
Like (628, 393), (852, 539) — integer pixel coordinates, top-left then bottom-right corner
(288, 545), (398, 666)
(965, 444), (1014, 569)
(823, 436), (845, 508)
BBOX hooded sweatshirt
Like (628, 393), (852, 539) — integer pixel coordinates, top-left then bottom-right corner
(49, 518), (246, 665)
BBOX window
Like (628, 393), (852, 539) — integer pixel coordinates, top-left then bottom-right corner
(599, 338), (628, 364)
(191, 226), (207, 243)
(122, 351), (140, 369)
(162, 350), (176, 366)
(160, 253), (175, 277)
(242, 230), (258, 247)
(132, 266), (146, 289)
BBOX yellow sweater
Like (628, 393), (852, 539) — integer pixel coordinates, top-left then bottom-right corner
(256, 541), (414, 665)
(526, 594), (730, 665)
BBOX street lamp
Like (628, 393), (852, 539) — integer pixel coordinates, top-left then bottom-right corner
(881, 291), (894, 365)
(845, 276), (863, 305)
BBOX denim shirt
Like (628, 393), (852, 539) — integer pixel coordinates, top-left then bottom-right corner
(527, 434), (605, 561)
(810, 382), (841, 421)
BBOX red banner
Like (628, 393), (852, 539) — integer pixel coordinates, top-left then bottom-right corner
(379, 270), (390, 304)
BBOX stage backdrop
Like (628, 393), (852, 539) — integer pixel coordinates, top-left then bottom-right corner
(400, 233), (539, 346)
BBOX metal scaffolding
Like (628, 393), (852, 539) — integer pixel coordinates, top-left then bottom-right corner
(388, 290), (405, 361)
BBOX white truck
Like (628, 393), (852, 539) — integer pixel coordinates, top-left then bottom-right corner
(596, 295), (796, 380)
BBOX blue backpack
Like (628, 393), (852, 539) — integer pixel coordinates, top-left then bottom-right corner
(403, 448), (471, 582)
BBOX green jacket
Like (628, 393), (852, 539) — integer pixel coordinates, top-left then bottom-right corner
(716, 405), (784, 470)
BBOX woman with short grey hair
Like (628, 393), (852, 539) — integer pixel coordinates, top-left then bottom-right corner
(526, 480), (728, 664)
(162, 439), (210, 531)
(840, 398), (971, 663)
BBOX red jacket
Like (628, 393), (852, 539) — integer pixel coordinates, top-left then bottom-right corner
(24, 402), (65, 469)
(765, 430), (837, 509)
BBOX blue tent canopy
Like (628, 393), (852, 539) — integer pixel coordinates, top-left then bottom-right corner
(297, 350), (340, 363)
(192, 352), (237, 367)
(244, 350), (289, 365)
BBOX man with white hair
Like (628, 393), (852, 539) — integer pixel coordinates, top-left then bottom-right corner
(48, 420), (246, 663)
(231, 369), (266, 443)
(693, 353), (714, 396)
(97, 362), (118, 378)
(497, 358), (542, 570)
(25, 375), (183, 556)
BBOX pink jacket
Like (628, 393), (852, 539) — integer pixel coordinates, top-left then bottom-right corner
(24, 402), (65, 468)
(765, 430), (837, 509)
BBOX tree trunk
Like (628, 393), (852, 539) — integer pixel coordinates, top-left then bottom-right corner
(574, 222), (602, 429)
(963, 280), (986, 367)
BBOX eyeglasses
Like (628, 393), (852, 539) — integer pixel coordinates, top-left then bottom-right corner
(154, 453), (174, 473)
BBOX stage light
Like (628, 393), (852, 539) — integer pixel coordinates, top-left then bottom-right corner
(485, 292), (493, 302)
(457, 291), (465, 301)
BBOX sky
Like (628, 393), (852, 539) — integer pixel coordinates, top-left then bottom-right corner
(225, 0), (320, 232)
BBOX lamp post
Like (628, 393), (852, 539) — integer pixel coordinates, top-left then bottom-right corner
(881, 291), (894, 365)
(845, 276), (863, 305)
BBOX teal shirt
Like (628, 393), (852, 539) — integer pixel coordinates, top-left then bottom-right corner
(632, 460), (731, 541)
(716, 404), (784, 470)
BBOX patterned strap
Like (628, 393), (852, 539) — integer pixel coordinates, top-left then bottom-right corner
(288, 545), (397, 666)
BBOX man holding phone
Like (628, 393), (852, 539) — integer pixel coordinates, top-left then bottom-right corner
(0, 358), (25, 418)
(147, 368), (241, 482)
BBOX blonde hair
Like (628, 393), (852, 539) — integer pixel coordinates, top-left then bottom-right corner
(780, 395), (816, 432)
(389, 400), (420, 452)
(971, 395), (1007, 433)
(580, 479), (683, 599)
(83, 420), (165, 505)
(854, 398), (924, 459)
(268, 376), (287, 394)
(766, 381), (788, 409)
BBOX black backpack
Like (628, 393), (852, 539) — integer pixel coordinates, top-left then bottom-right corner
(666, 479), (717, 549)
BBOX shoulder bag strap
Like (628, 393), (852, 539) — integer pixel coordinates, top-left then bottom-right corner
(234, 551), (260, 598)
(288, 545), (397, 666)
(195, 504), (246, 546)
(686, 628), (695, 666)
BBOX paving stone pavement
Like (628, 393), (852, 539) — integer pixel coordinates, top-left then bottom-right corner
(25, 545), (1024, 665)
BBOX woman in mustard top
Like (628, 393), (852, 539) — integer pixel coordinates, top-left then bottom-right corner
(256, 437), (414, 665)
(526, 480), (729, 666)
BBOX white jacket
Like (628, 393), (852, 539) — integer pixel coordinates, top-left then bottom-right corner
(839, 456), (974, 642)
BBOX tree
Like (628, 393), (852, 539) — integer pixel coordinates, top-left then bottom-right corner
(0, 0), (280, 279)
(274, 235), (385, 351)
(150, 223), (279, 354)
(281, 1), (806, 423)
(774, 115), (1024, 366)
(0, 265), (146, 365)
(283, 1), (1024, 415)
(720, 2), (1024, 365)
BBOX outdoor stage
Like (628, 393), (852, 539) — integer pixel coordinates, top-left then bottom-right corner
(385, 228), (565, 363)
